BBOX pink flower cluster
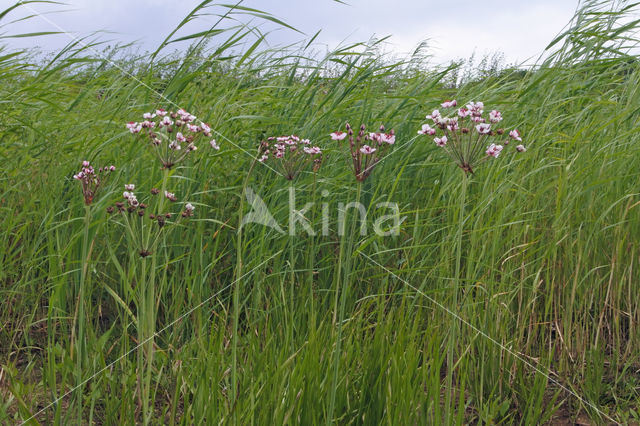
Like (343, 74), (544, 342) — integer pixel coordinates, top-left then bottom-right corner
(259, 135), (323, 180)
(182, 202), (195, 218)
(418, 100), (525, 174)
(73, 160), (116, 205)
(332, 123), (395, 182)
(126, 108), (218, 169)
(123, 183), (139, 207)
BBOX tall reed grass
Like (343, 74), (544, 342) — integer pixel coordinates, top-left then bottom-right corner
(1, 0), (640, 423)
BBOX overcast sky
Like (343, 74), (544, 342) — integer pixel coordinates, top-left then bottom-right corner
(1, 0), (579, 65)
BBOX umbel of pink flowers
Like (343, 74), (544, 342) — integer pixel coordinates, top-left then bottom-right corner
(418, 100), (525, 175)
(73, 160), (116, 205)
(106, 184), (195, 257)
(331, 123), (395, 182)
(258, 135), (323, 180)
(126, 108), (220, 169)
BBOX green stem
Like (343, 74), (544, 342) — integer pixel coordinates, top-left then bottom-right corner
(75, 204), (92, 422)
(158, 167), (169, 217)
(232, 159), (257, 412)
(138, 255), (150, 425)
(328, 182), (362, 425)
(140, 167), (168, 425)
(289, 180), (296, 345)
(445, 172), (468, 423)
(143, 255), (155, 426)
(308, 174), (317, 332)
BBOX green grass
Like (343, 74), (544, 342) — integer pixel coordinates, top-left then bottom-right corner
(1, 0), (640, 424)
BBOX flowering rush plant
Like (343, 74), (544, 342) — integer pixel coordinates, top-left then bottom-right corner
(418, 100), (525, 174)
(331, 123), (395, 182)
(126, 108), (220, 169)
(73, 160), (116, 205)
(106, 184), (195, 257)
(258, 135), (323, 180)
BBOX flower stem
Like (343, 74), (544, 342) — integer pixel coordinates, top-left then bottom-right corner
(308, 174), (317, 332)
(75, 204), (92, 422)
(445, 171), (468, 422)
(140, 167), (168, 424)
(288, 180), (296, 346)
(232, 158), (257, 410)
(328, 182), (362, 425)
(138, 255), (150, 425)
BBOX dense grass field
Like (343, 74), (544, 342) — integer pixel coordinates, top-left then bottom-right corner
(2, 0), (640, 424)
